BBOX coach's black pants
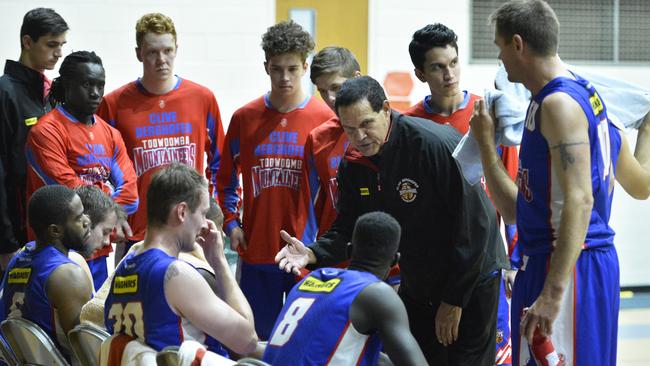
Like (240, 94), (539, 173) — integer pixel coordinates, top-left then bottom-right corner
(400, 274), (500, 366)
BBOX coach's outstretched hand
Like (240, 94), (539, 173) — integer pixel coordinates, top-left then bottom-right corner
(275, 230), (315, 275)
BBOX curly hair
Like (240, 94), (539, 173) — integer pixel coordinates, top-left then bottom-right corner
(409, 23), (458, 71)
(49, 51), (103, 107)
(136, 13), (177, 48)
(261, 20), (314, 62)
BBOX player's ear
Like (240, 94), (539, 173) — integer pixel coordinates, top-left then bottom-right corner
(47, 224), (63, 240)
(263, 61), (270, 76)
(135, 47), (143, 62)
(414, 68), (426, 83)
(173, 202), (188, 223)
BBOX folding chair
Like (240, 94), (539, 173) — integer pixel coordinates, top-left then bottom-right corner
(0, 317), (69, 365)
(68, 324), (110, 366)
(0, 335), (18, 366)
(156, 345), (180, 366)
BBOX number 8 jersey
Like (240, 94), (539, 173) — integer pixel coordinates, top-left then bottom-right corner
(263, 268), (382, 366)
(104, 248), (227, 355)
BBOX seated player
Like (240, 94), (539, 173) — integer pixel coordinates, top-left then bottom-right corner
(264, 212), (427, 366)
(0, 185), (93, 355)
(67, 186), (121, 287)
(80, 198), (225, 328)
(25, 51), (138, 291)
(104, 163), (258, 356)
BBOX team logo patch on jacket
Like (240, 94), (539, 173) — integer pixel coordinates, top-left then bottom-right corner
(396, 178), (419, 203)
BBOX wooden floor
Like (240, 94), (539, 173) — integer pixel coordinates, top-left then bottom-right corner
(618, 308), (650, 365)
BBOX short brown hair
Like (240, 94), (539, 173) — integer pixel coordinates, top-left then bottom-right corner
(489, 0), (559, 56)
(147, 163), (207, 228)
(135, 13), (177, 48)
(310, 47), (360, 84)
(261, 20), (314, 62)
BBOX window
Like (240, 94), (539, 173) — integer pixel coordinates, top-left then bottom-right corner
(471, 0), (650, 63)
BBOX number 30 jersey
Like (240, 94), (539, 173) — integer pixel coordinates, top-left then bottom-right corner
(104, 248), (227, 355)
(0, 242), (74, 347)
(264, 268), (382, 366)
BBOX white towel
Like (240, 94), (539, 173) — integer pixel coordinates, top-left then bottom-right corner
(452, 88), (527, 185)
(99, 334), (156, 366)
(178, 340), (235, 366)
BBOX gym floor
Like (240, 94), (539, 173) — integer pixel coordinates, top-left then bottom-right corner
(618, 293), (650, 365)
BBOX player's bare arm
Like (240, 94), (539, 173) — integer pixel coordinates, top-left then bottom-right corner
(616, 131), (650, 199)
(164, 260), (258, 355)
(47, 262), (93, 334)
(634, 112), (650, 171)
(521, 92), (593, 342)
(470, 99), (518, 223)
(197, 220), (255, 329)
(350, 282), (428, 366)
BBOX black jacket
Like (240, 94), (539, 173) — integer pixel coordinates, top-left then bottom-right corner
(309, 111), (508, 308)
(0, 60), (52, 253)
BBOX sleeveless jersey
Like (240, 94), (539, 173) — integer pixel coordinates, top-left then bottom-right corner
(104, 248), (227, 355)
(516, 74), (618, 255)
(263, 268), (382, 366)
(0, 242), (75, 348)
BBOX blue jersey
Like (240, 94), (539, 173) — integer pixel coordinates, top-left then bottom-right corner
(516, 74), (619, 255)
(0, 242), (74, 347)
(104, 248), (227, 355)
(263, 268), (382, 366)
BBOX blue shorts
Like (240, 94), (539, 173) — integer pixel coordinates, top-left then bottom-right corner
(496, 275), (512, 365)
(86, 255), (108, 292)
(238, 262), (297, 340)
(511, 246), (619, 366)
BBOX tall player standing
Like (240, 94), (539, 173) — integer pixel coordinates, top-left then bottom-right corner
(472, 1), (622, 364)
(216, 21), (334, 340)
(97, 13), (224, 260)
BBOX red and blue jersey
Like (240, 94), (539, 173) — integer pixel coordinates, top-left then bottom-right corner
(104, 248), (227, 355)
(26, 106), (138, 215)
(517, 74), (618, 255)
(0, 243), (75, 348)
(304, 116), (348, 237)
(25, 107), (139, 259)
(263, 268), (383, 366)
(97, 78), (224, 241)
(216, 94), (333, 264)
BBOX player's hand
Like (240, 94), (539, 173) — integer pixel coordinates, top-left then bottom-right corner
(504, 269), (517, 299)
(520, 292), (562, 342)
(197, 220), (223, 257)
(275, 230), (311, 275)
(230, 226), (247, 251)
(113, 219), (132, 243)
(469, 99), (497, 146)
(435, 301), (462, 346)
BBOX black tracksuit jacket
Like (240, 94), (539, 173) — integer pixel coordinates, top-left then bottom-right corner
(309, 111), (509, 308)
(0, 60), (52, 253)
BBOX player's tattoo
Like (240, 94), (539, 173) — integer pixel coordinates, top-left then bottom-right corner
(164, 262), (180, 283)
(551, 142), (587, 170)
